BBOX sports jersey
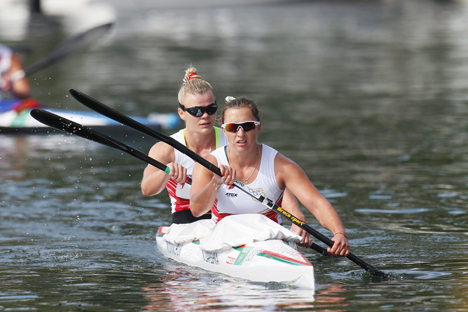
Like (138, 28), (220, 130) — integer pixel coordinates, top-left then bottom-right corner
(166, 127), (228, 216)
(211, 144), (284, 224)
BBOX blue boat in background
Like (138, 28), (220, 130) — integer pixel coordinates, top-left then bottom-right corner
(0, 98), (180, 137)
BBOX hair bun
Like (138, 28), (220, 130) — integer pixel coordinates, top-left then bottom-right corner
(182, 67), (202, 84)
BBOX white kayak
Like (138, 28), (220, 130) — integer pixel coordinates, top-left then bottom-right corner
(156, 214), (315, 289)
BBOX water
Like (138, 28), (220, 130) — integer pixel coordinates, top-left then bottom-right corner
(1, 0), (468, 310)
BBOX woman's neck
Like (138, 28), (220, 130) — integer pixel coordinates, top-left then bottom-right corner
(184, 128), (216, 155)
(228, 143), (261, 167)
(227, 144), (262, 183)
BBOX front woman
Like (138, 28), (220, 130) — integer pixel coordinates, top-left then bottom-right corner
(190, 96), (350, 256)
(141, 67), (228, 224)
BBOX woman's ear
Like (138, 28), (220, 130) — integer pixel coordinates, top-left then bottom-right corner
(257, 123), (261, 134)
(178, 108), (185, 121)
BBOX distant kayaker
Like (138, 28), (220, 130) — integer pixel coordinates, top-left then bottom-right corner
(141, 67), (229, 224)
(190, 96), (351, 257)
(0, 44), (43, 117)
(0, 43), (31, 100)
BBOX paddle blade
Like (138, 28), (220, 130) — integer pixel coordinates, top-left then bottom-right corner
(69, 89), (161, 139)
(26, 22), (113, 76)
(69, 88), (223, 177)
(29, 108), (170, 174)
(30, 108), (119, 147)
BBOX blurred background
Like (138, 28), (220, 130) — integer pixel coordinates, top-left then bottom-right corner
(1, 0), (468, 311)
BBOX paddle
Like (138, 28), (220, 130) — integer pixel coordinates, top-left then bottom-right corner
(29, 107), (332, 257)
(23, 22), (113, 77)
(29, 108), (169, 175)
(69, 89), (390, 279)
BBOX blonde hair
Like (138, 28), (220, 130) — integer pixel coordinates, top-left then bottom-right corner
(177, 67), (214, 104)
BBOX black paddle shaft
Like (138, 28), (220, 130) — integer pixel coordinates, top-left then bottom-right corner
(69, 89), (390, 279)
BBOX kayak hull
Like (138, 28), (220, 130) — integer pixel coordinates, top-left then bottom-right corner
(0, 106), (180, 137)
(156, 225), (315, 289)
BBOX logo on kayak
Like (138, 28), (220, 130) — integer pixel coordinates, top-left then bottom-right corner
(203, 251), (219, 265)
(167, 242), (182, 256)
(225, 193), (237, 198)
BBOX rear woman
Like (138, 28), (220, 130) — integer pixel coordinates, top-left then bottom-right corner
(190, 96), (350, 256)
(141, 67), (228, 224)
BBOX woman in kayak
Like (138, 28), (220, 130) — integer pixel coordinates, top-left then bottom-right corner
(1, 43), (42, 117)
(0, 43), (31, 100)
(190, 96), (350, 256)
(141, 67), (229, 224)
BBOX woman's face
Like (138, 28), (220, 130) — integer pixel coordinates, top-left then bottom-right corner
(222, 107), (261, 152)
(178, 91), (217, 134)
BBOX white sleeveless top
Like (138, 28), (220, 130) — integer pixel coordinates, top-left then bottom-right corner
(211, 144), (284, 224)
(0, 44), (12, 75)
(166, 127), (228, 214)
(0, 44), (12, 100)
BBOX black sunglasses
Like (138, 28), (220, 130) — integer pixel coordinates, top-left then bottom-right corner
(179, 102), (218, 117)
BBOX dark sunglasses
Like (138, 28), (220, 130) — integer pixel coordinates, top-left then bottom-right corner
(221, 121), (261, 133)
(179, 102), (218, 117)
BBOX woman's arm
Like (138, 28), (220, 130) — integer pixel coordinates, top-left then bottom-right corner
(275, 153), (350, 256)
(282, 189), (312, 247)
(141, 142), (186, 196)
(189, 155), (219, 217)
(190, 156), (238, 217)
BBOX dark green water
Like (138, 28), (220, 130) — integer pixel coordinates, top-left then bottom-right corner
(1, 0), (468, 311)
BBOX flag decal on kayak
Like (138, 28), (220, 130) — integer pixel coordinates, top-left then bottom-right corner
(257, 250), (311, 266)
(233, 245), (311, 266)
(233, 246), (254, 265)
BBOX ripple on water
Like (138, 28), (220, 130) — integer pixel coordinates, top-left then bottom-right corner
(368, 195), (393, 200)
(355, 208), (432, 214)
(437, 192), (458, 198)
(319, 189), (348, 198)
(397, 270), (452, 280)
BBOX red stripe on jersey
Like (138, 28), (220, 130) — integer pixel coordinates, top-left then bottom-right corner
(212, 195), (282, 225)
(166, 178), (189, 212)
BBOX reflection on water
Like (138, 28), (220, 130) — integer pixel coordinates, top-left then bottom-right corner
(141, 279), (315, 311)
(142, 271), (356, 311)
(1, 0), (468, 311)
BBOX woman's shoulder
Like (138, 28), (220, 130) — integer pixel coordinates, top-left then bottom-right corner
(261, 144), (279, 160)
(149, 140), (174, 156)
(170, 128), (185, 143)
(211, 145), (226, 156)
